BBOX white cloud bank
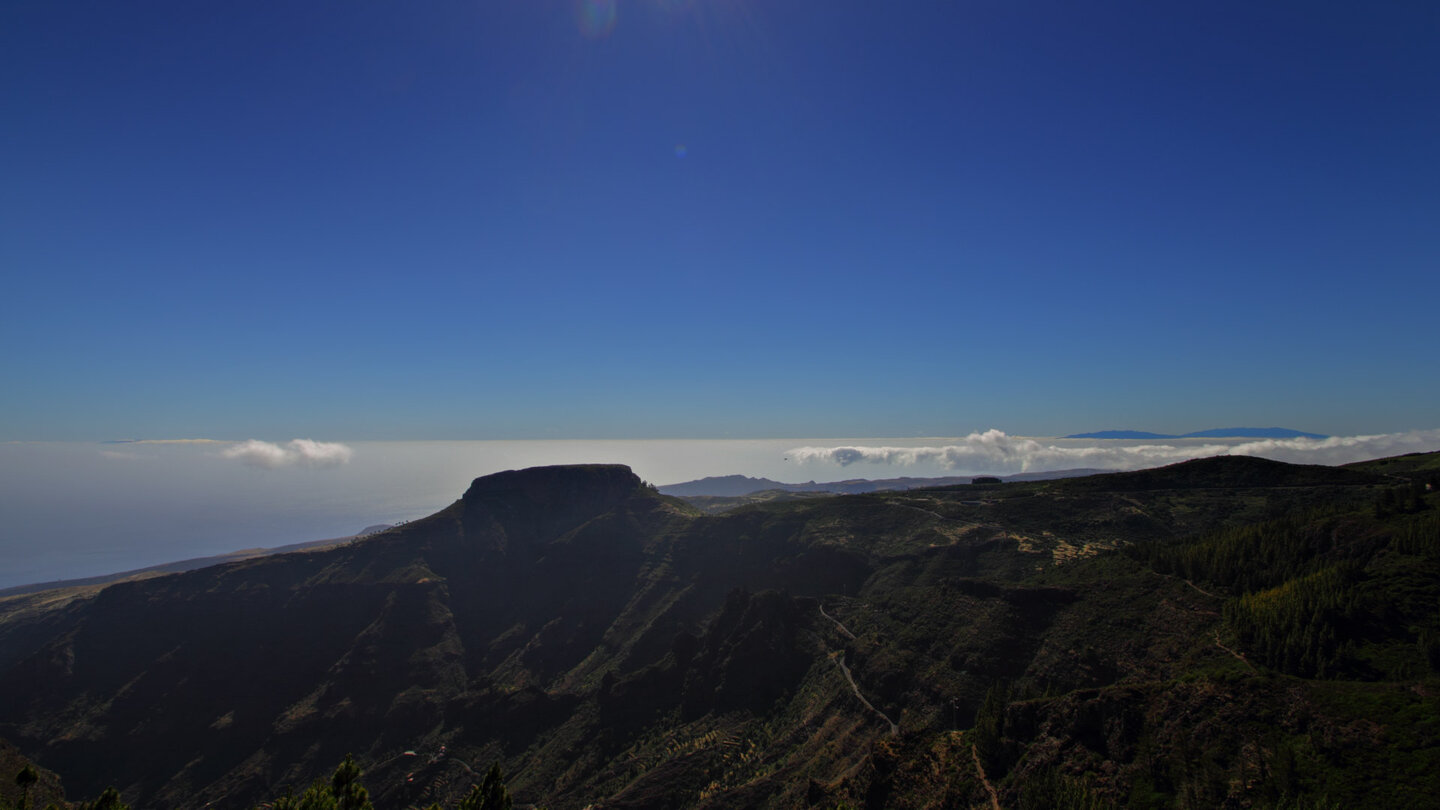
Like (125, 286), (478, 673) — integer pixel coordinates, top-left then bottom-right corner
(786, 429), (1440, 475)
(222, 439), (354, 469)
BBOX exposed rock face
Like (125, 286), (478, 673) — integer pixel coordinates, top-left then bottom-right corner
(459, 464), (650, 548)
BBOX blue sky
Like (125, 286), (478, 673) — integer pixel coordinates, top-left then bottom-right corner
(4, 0), (1438, 440)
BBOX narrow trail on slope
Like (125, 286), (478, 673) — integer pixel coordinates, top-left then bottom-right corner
(1160, 597), (1219, 617)
(814, 603), (896, 734)
(1154, 570), (1225, 602)
(830, 651), (900, 736)
(1213, 629), (1257, 672)
(817, 603), (856, 640)
(882, 499), (962, 522)
(1156, 574), (1253, 670)
(1184, 578), (1223, 600)
(969, 739), (1002, 810)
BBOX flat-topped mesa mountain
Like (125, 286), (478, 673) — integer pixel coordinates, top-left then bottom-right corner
(455, 463), (653, 545)
(1, 455), (1437, 809)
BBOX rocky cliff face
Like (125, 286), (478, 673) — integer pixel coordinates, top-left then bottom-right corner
(458, 464), (649, 546)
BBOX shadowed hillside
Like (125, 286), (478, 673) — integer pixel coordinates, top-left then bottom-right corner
(1, 455), (1437, 809)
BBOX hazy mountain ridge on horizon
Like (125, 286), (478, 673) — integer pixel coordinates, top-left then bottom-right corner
(659, 469), (1107, 497)
(1064, 426), (1329, 440)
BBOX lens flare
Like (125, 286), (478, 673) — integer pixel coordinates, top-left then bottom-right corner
(576, 0), (617, 38)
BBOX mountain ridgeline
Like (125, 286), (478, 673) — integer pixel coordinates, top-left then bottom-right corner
(658, 470), (1106, 500)
(1, 455), (1438, 809)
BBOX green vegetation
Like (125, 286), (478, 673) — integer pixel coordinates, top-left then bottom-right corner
(12, 768), (36, 810)
(268, 754), (371, 810)
(0, 760), (70, 810)
(1225, 563), (1353, 678)
(1131, 507), (1357, 593)
(259, 757), (510, 810)
(0, 782), (135, 810)
(1016, 768), (1115, 810)
(72, 789), (126, 810)
(1131, 487), (1438, 680)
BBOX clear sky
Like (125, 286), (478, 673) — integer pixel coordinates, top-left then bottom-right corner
(4, 0), (1438, 440)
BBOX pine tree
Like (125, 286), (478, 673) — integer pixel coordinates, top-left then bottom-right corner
(330, 755), (372, 810)
(14, 766), (38, 810)
(75, 788), (127, 810)
(266, 755), (373, 810)
(457, 764), (511, 810)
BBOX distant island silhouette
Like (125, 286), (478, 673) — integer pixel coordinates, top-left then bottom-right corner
(1063, 427), (1328, 440)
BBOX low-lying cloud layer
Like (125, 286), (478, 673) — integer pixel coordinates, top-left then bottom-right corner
(222, 439), (354, 469)
(787, 429), (1440, 475)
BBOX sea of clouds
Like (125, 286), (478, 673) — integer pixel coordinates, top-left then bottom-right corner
(785, 428), (1440, 475)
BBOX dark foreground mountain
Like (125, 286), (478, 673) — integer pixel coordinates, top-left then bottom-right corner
(1, 457), (1437, 809)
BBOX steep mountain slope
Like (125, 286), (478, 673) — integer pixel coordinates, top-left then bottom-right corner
(0, 456), (1436, 809)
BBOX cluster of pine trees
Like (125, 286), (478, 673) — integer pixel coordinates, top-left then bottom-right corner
(1223, 563), (1357, 678)
(259, 755), (510, 810)
(1133, 484), (1437, 679)
(967, 682), (1114, 810)
(1130, 506), (1356, 595)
